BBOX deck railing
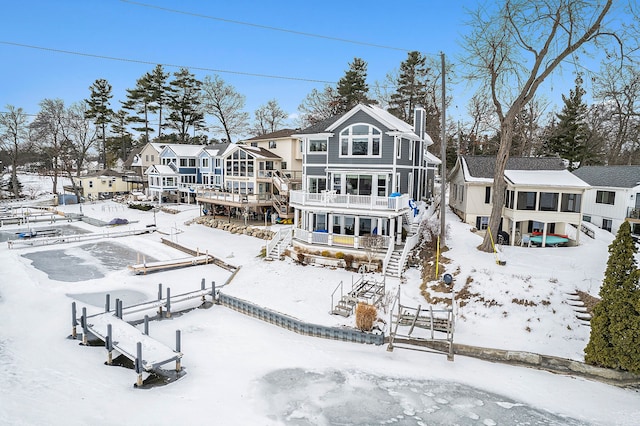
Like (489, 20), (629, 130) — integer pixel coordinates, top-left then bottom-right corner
(289, 190), (410, 212)
(292, 228), (391, 250)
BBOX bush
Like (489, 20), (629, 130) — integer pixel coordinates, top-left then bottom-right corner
(296, 252), (306, 264)
(355, 303), (377, 332)
(321, 250), (331, 257)
(343, 253), (354, 266)
(335, 252), (345, 259)
(128, 203), (153, 211)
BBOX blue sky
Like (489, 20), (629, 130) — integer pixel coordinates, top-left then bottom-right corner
(0, 0), (612, 136)
(0, 1), (472, 126)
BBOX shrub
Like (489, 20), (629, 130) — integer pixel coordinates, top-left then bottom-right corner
(355, 303), (377, 332)
(335, 252), (345, 259)
(296, 252), (306, 264)
(128, 203), (153, 211)
(321, 250), (331, 257)
(343, 253), (354, 266)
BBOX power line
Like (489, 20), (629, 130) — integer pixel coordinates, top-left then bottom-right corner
(120, 0), (414, 53)
(0, 41), (337, 85)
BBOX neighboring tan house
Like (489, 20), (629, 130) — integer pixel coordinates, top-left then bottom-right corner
(449, 155), (590, 246)
(134, 142), (166, 177)
(572, 165), (640, 238)
(76, 170), (131, 201)
(196, 144), (282, 220)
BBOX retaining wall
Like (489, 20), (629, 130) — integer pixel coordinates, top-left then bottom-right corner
(218, 292), (384, 345)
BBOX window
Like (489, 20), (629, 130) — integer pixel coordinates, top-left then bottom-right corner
(485, 186), (491, 204)
(603, 218), (612, 232)
(89, 181), (93, 188)
(314, 214), (327, 231)
(539, 192), (559, 211)
(202, 158), (209, 168)
(339, 124), (381, 157)
(596, 190), (615, 205)
(151, 155), (154, 162)
(475, 216), (489, 230)
(145, 155), (149, 162)
(583, 215), (591, 222)
(250, 142), (258, 147)
(281, 161), (287, 170)
(189, 159), (196, 167)
(180, 159), (187, 167)
(517, 191), (536, 210)
(269, 141), (277, 149)
(108, 180), (112, 188)
(309, 139), (327, 152)
(308, 177), (326, 193)
(561, 193), (581, 212)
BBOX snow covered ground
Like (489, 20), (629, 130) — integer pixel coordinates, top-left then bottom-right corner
(1, 174), (639, 425)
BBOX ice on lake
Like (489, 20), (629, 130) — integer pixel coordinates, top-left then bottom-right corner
(22, 241), (157, 282)
(257, 369), (586, 425)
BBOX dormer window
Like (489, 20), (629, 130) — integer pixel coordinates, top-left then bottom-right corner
(340, 124), (381, 157)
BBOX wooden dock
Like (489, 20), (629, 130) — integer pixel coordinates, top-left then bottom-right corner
(128, 255), (215, 274)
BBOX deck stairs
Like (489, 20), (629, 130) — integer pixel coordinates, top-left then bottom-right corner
(265, 226), (292, 260)
(383, 212), (420, 278)
(331, 275), (386, 317)
(566, 292), (592, 325)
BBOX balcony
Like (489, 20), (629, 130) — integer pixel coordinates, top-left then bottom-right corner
(627, 207), (640, 220)
(196, 188), (272, 206)
(289, 190), (410, 213)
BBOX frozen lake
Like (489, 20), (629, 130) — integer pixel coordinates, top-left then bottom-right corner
(259, 369), (585, 425)
(0, 224), (90, 242)
(22, 241), (157, 282)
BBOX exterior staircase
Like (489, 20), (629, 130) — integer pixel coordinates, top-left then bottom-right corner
(331, 276), (386, 317)
(384, 247), (404, 277)
(265, 227), (292, 260)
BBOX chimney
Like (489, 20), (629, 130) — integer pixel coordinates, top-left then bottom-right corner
(413, 105), (426, 140)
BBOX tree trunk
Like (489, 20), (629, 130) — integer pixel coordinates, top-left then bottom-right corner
(479, 120), (514, 252)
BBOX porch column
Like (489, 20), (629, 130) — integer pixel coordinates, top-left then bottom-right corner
(376, 218), (383, 235)
(542, 222), (548, 248)
(396, 216), (402, 244)
(510, 219), (516, 247)
(389, 217), (396, 246)
(293, 209), (299, 228)
(308, 212), (314, 231)
(354, 217), (360, 236)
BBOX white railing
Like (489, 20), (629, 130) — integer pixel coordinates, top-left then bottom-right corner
(292, 229), (392, 251)
(396, 232), (420, 277)
(196, 190), (272, 203)
(289, 190), (411, 212)
(382, 239), (396, 275)
(265, 226), (292, 258)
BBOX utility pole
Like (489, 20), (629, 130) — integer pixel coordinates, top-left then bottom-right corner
(440, 52), (447, 247)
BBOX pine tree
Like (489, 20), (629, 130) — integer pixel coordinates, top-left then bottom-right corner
(165, 68), (205, 143)
(147, 65), (170, 139)
(336, 57), (372, 113)
(544, 76), (589, 171)
(585, 221), (640, 373)
(122, 71), (156, 143)
(85, 79), (113, 168)
(388, 51), (428, 123)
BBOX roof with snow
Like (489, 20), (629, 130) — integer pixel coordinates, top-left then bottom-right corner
(244, 129), (300, 141)
(162, 144), (205, 157)
(572, 165), (640, 188)
(505, 170), (590, 188)
(463, 156), (566, 179)
(223, 144), (281, 159)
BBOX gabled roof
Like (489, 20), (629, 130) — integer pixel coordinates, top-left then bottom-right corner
(222, 144), (282, 160)
(572, 165), (640, 188)
(161, 144), (205, 157)
(296, 114), (346, 135)
(200, 142), (231, 157)
(462, 155), (566, 179)
(505, 170), (589, 188)
(244, 129), (300, 142)
(145, 164), (178, 175)
(425, 150), (442, 165)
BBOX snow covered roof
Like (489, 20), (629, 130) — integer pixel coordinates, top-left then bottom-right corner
(572, 165), (640, 189)
(222, 144), (282, 159)
(162, 144), (206, 157)
(243, 129), (300, 142)
(505, 170), (590, 188)
(425, 150), (442, 165)
(145, 164), (178, 175)
(463, 156), (566, 179)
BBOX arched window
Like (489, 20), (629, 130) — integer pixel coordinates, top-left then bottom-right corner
(339, 124), (382, 157)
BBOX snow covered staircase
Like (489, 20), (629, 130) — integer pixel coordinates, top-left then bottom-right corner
(264, 227), (292, 260)
(384, 248), (404, 277)
(566, 292), (592, 325)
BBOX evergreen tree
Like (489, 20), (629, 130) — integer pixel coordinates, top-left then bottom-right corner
(109, 109), (133, 163)
(165, 68), (205, 143)
(336, 57), (372, 113)
(585, 221), (640, 373)
(122, 71), (156, 143)
(147, 65), (170, 139)
(544, 76), (589, 171)
(388, 51), (428, 123)
(85, 79), (113, 168)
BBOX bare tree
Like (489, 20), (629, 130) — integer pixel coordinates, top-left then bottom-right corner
(371, 71), (398, 112)
(201, 75), (249, 143)
(251, 99), (289, 136)
(0, 105), (30, 197)
(297, 85), (341, 128)
(592, 63), (640, 165)
(30, 99), (67, 195)
(62, 102), (98, 199)
(461, 0), (618, 252)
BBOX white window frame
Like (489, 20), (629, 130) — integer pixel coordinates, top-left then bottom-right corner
(308, 139), (328, 153)
(339, 123), (382, 158)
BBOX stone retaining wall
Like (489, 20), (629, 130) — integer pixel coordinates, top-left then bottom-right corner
(189, 216), (275, 240)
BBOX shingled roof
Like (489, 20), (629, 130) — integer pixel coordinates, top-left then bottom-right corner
(296, 113), (346, 135)
(244, 129), (300, 141)
(463, 155), (566, 179)
(572, 165), (640, 188)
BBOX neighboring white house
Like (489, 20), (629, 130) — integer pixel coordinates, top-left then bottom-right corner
(572, 165), (640, 238)
(449, 155), (590, 246)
